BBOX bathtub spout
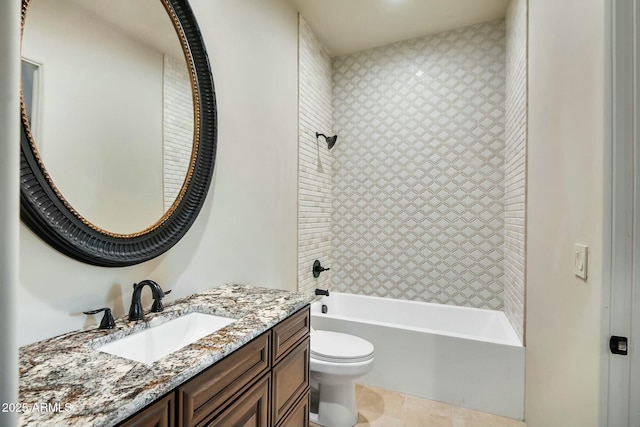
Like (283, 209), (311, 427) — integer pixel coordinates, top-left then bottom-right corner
(315, 288), (329, 296)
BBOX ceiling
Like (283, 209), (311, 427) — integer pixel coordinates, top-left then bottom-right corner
(288, 0), (510, 57)
(64, 0), (509, 61)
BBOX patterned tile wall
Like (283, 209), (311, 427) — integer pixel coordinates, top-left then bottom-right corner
(331, 20), (506, 309)
(298, 16), (333, 296)
(163, 54), (193, 211)
(504, 0), (527, 343)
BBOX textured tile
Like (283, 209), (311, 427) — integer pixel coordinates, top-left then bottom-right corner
(357, 384), (405, 419)
(403, 413), (453, 427)
(452, 406), (525, 427)
(331, 20), (506, 310)
(298, 14), (525, 340)
(503, 0), (527, 344)
(402, 394), (453, 427)
(353, 384), (525, 427)
(403, 394), (452, 418)
(298, 16), (333, 297)
(356, 413), (403, 427)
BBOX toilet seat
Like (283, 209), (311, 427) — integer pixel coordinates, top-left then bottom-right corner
(311, 330), (374, 363)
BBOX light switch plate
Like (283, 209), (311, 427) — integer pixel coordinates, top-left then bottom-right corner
(574, 244), (588, 280)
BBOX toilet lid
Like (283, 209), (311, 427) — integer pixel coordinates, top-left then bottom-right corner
(311, 330), (374, 363)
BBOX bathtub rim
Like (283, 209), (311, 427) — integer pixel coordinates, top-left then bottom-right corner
(311, 293), (523, 347)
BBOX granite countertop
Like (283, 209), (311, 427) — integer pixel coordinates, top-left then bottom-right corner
(18, 284), (313, 427)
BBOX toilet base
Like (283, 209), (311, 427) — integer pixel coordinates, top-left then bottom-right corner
(309, 411), (320, 425)
(310, 378), (358, 427)
(309, 329), (374, 427)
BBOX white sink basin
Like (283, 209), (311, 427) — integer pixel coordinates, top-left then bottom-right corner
(97, 312), (236, 365)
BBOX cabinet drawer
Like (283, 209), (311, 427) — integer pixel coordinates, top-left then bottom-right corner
(179, 332), (270, 427)
(271, 306), (310, 363)
(204, 374), (270, 427)
(276, 391), (309, 427)
(118, 392), (175, 427)
(272, 337), (310, 425)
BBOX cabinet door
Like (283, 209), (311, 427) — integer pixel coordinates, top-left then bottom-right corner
(271, 337), (310, 425)
(179, 332), (270, 427)
(204, 374), (270, 427)
(276, 391), (309, 427)
(118, 393), (175, 427)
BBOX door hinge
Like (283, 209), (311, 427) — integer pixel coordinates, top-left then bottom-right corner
(610, 335), (628, 355)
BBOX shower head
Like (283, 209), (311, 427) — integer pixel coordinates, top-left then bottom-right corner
(316, 132), (338, 150)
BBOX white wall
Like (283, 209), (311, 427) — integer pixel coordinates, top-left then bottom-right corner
(17, 0), (299, 345)
(0, 0), (20, 424)
(526, 0), (605, 425)
(22, 0), (164, 234)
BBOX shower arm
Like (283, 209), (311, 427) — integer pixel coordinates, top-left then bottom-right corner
(315, 132), (338, 150)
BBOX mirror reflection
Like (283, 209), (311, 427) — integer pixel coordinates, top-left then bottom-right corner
(21, 0), (194, 235)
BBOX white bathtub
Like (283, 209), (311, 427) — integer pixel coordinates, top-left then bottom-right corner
(311, 293), (524, 420)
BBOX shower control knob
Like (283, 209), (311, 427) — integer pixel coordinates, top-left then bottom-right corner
(313, 260), (331, 278)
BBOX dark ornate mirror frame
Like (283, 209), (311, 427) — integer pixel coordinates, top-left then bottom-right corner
(19, 0), (217, 267)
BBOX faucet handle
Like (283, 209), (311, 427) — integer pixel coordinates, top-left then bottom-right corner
(150, 289), (171, 312)
(83, 307), (116, 329)
(312, 260), (331, 278)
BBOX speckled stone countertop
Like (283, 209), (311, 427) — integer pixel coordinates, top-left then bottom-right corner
(18, 284), (313, 427)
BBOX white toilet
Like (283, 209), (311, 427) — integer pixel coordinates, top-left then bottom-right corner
(309, 327), (375, 427)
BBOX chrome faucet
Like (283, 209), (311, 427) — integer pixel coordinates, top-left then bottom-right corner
(128, 280), (171, 321)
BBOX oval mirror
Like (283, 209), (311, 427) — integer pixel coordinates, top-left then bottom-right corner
(19, 0), (217, 267)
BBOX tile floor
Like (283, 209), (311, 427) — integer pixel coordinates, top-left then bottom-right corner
(311, 383), (526, 427)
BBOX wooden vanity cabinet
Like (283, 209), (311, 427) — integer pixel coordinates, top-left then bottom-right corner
(178, 332), (271, 426)
(204, 373), (270, 427)
(116, 306), (310, 427)
(271, 337), (310, 425)
(118, 392), (175, 427)
(271, 307), (310, 364)
(275, 392), (310, 427)
(270, 304), (311, 427)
